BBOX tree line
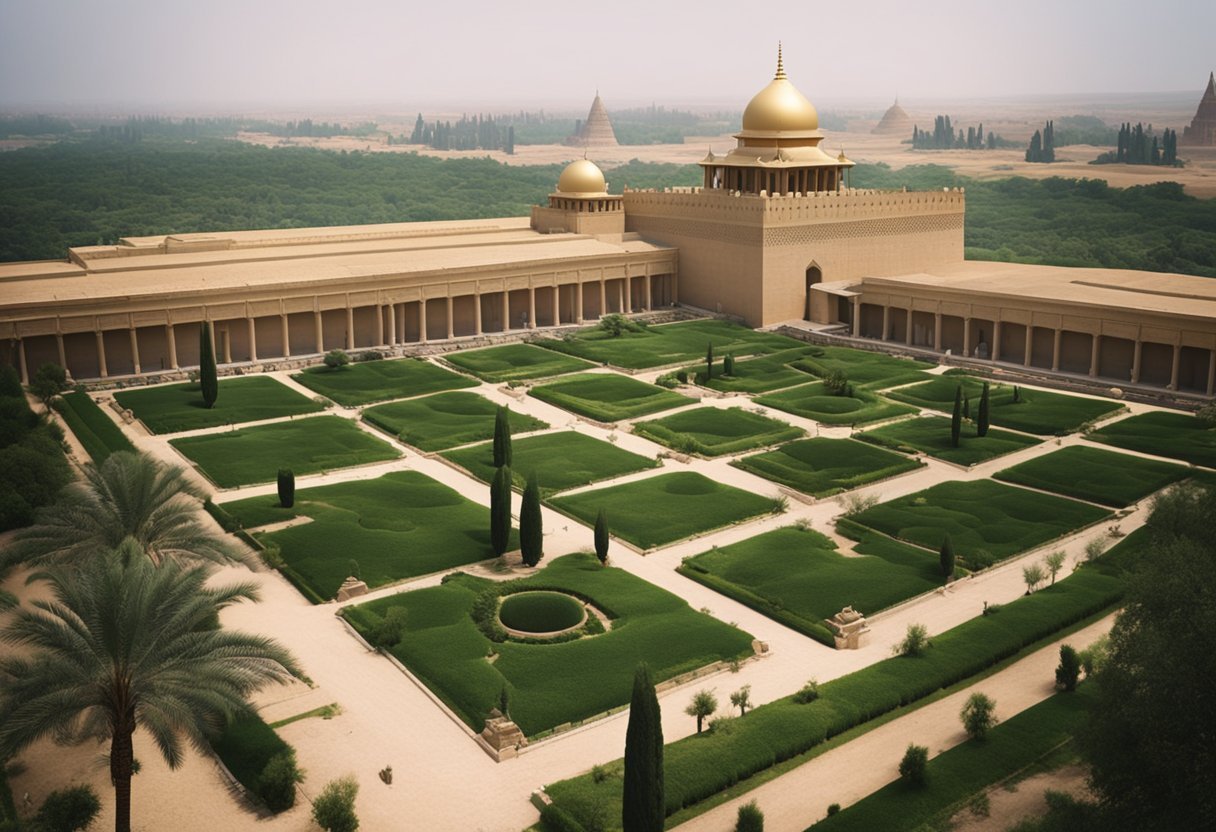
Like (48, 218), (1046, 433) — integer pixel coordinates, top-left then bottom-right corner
(912, 116), (1014, 150)
(1025, 120), (1056, 163)
(1092, 122), (1181, 167)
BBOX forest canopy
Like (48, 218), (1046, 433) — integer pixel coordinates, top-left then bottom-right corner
(1, 141), (1213, 278)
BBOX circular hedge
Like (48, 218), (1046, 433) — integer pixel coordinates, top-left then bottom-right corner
(498, 591), (586, 635)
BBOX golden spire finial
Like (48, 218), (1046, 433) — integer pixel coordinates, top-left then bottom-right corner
(775, 42), (786, 80)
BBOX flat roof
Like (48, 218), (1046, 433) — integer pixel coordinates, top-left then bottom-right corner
(864, 260), (1216, 321)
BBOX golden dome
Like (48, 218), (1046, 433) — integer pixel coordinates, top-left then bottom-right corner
(557, 159), (607, 195)
(740, 44), (820, 135)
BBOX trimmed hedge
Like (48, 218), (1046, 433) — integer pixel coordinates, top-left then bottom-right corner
(210, 713), (297, 812)
(545, 557), (1130, 826)
(54, 390), (135, 462)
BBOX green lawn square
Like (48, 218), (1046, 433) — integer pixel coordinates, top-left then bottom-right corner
(362, 392), (547, 451)
(114, 376), (324, 434)
(732, 437), (923, 497)
(291, 357), (476, 406)
(529, 373), (694, 422)
(443, 343), (595, 383)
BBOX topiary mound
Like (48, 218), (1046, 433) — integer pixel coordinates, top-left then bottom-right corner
(498, 591), (586, 635)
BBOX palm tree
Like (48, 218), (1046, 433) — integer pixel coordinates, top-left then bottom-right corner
(5, 450), (251, 571)
(0, 541), (300, 832)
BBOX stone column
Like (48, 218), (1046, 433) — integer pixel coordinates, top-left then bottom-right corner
(1207, 349), (1215, 396)
(992, 321), (1002, 363)
(600, 280), (607, 317)
(645, 276), (653, 311)
(852, 298), (861, 338)
(129, 328), (141, 375)
(167, 324), (178, 368)
(474, 293), (483, 335)
(280, 315), (290, 357)
(247, 318), (257, 362)
(17, 339), (28, 384)
(345, 305), (355, 351)
(963, 317), (972, 358)
(554, 285), (562, 324)
(1052, 329), (1062, 372)
(56, 332), (66, 368)
(501, 292), (509, 332)
(1023, 326), (1033, 366)
(528, 287), (536, 329)
(1089, 334), (1100, 377)
(1169, 343), (1181, 390)
(671, 273), (679, 305)
(904, 309), (913, 345)
(375, 305), (384, 346)
(881, 306), (891, 342)
(446, 297), (454, 340)
(314, 310), (324, 354)
(96, 331), (108, 378)
(624, 277), (632, 313)
(222, 327), (232, 364)
(1131, 339), (1142, 383)
(419, 300), (428, 344)
(933, 312), (942, 351)
(576, 282), (584, 324)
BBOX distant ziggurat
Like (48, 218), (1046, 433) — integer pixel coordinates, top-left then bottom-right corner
(871, 99), (912, 135)
(1181, 71), (1216, 146)
(566, 93), (618, 147)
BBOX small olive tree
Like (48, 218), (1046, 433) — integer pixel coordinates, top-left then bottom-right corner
(684, 689), (717, 733)
(1044, 550), (1066, 585)
(960, 693), (998, 741)
(1023, 563), (1045, 594)
(895, 623), (930, 657)
(730, 684), (752, 716)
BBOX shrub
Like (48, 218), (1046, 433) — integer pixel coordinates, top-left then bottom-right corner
(372, 606), (408, 648)
(258, 750), (303, 813)
(1078, 634), (1109, 678)
(792, 679), (820, 704)
(895, 623), (929, 657)
(723, 353), (735, 376)
(31, 784), (101, 832)
(960, 692), (997, 740)
(840, 492), (879, 517)
(822, 369), (849, 396)
(312, 775), (359, 832)
(323, 350), (350, 370)
(940, 534), (955, 578)
(599, 313), (638, 337)
(1055, 644), (1081, 691)
(735, 800), (764, 832)
(676, 370), (688, 384)
(899, 744), (929, 787)
(355, 350), (384, 362)
(1023, 563), (1045, 594)
(827, 803), (841, 816)
(1198, 401), (1216, 428)
(29, 362), (68, 407)
(730, 684), (752, 716)
(277, 468), (295, 508)
(541, 803), (590, 832)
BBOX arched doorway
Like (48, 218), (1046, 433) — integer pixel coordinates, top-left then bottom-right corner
(804, 264), (822, 321)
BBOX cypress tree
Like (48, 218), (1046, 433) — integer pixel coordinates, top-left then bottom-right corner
(490, 465), (512, 557)
(520, 471), (543, 567)
(940, 533), (955, 578)
(622, 664), (664, 832)
(705, 342), (714, 381)
(950, 385), (962, 448)
(199, 323), (218, 409)
(277, 469), (295, 508)
(492, 405), (513, 468)
(962, 393), (971, 421)
(977, 382), (991, 437)
(594, 508), (610, 565)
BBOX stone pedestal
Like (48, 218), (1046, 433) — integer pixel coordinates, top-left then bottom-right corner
(480, 709), (527, 760)
(335, 576), (369, 602)
(825, 606), (871, 650)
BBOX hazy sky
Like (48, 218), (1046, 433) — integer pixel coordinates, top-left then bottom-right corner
(1, 0), (1213, 112)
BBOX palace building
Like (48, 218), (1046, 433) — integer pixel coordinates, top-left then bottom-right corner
(1, 49), (1214, 396)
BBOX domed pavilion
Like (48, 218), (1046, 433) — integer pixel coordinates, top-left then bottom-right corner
(700, 45), (853, 194)
(530, 158), (623, 236)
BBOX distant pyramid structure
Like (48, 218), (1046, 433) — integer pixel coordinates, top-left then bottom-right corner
(566, 93), (618, 147)
(872, 98), (912, 135)
(1181, 71), (1216, 146)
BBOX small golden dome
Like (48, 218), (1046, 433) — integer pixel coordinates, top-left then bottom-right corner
(741, 44), (819, 134)
(557, 159), (607, 195)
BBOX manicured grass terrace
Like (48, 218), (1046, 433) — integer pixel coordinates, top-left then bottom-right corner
(170, 414), (398, 488)
(732, 437), (923, 498)
(696, 347), (820, 394)
(1087, 410), (1216, 469)
(342, 553), (755, 736)
(887, 376), (1122, 435)
(679, 526), (948, 644)
(994, 445), (1188, 507)
(529, 373), (694, 422)
(756, 382), (917, 426)
(632, 406), (804, 457)
(442, 431), (658, 495)
(443, 343), (595, 383)
(858, 415), (1040, 467)
(847, 479), (1110, 564)
(55, 390), (135, 462)
(536, 319), (800, 369)
(548, 471), (779, 550)
(788, 345), (936, 390)
(113, 376), (324, 434)
(363, 391), (548, 451)
(221, 470), (509, 601)
(291, 357), (476, 406)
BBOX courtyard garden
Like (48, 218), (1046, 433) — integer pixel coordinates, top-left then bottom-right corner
(632, 406), (804, 456)
(1087, 410), (1216, 468)
(113, 375), (324, 433)
(994, 445), (1188, 507)
(732, 437), (923, 498)
(536, 318), (799, 369)
(678, 526), (948, 644)
(291, 356), (476, 406)
(442, 342), (595, 382)
(548, 471), (781, 550)
(844, 479), (1110, 565)
(340, 552), (755, 736)
(441, 430), (658, 495)
(788, 345), (936, 389)
(887, 376), (1123, 435)
(857, 414), (1041, 466)
(170, 414), (399, 488)
(220, 470), (510, 601)
(528, 373), (694, 421)
(756, 381), (917, 426)
(362, 391), (548, 451)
